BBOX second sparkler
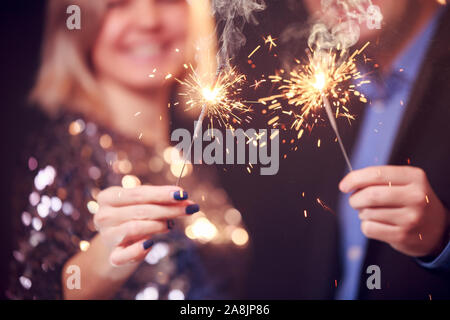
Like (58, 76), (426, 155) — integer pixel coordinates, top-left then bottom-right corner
(260, 43), (371, 171)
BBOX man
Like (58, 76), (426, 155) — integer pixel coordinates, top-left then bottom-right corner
(304, 0), (450, 299)
(220, 0), (450, 299)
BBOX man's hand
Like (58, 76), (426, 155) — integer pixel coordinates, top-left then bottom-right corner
(339, 166), (449, 258)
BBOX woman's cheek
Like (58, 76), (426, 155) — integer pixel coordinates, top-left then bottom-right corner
(163, 7), (189, 41)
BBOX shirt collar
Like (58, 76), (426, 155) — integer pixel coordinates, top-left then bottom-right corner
(360, 8), (444, 102)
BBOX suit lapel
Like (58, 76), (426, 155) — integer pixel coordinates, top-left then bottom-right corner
(389, 8), (450, 164)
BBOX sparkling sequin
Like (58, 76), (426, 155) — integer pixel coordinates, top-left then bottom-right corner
(168, 289), (185, 300)
(145, 242), (170, 265)
(31, 217), (42, 231)
(135, 285), (159, 300)
(21, 212), (32, 226)
(62, 202), (73, 216)
(29, 192), (40, 207)
(79, 240), (90, 252)
(8, 113), (249, 300)
(86, 201), (99, 214)
(50, 197), (62, 212)
(28, 157), (38, 171)
(19, 276), (32, 290)
(34, 166), (56, 191)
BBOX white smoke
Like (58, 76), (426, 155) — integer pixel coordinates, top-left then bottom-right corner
(308, 0), (383, 50)
(212, 0), (267, 68)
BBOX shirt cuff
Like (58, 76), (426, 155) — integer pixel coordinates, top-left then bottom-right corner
(416, 240), (450, 271)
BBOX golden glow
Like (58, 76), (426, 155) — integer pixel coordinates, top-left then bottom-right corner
(87, 201), (99, 214)
(69, 120), (84, 135)
(231, 228), (249, 246)
(163, 147), (182, 164)
(260, 43), (370, 138)
(177, 65), (251, 128)
(79, 240), (90, 252)
(170, 163), (192, 178)
(118, 159), (132, 174)
(185, 217), (218, 243)
(185, 225), (195, 239)
(224, 208), (242, 226)
(202, 87), (220, 102)
(121, 175), (141, 189)
(99, 134), (112, 149)
(313, 72), (326, 91)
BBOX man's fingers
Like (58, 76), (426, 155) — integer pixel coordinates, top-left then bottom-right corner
(97, 185), (189, 207)
(339, 166), (426, 193)
(358, 208), (407, 226)
(349, 185), (413, 210)
(360, 220), (401, 243)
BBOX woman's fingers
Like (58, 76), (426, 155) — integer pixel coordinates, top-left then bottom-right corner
(97, 185), (189, 207)
(96, 185), (200, 265)
(96, 202), (199, 228)
(109, 238), (155, 267)
(339, 166), (425, 193)
(102, 220), (168, 247)
(349, 185), (413, 210)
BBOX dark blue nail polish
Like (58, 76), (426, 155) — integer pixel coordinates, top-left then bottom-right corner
(143, 239), (154, 250)
(186, 204), (200, 215)
(173, 190), (188, 201)
(167, 219), (175, 230)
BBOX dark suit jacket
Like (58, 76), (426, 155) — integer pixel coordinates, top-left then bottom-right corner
(217, 7), (450, 299)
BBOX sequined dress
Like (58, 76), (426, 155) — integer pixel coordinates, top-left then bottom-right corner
(7, 112), (249, 300)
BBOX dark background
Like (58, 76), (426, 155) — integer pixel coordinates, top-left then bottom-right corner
(0, 0), (46, 299)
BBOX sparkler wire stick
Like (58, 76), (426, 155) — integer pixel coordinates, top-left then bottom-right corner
(322, 94), (353, 171)
(176, 105), (207, 186)
(176, 66), (224, 186)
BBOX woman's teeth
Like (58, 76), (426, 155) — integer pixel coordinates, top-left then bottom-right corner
(129, 44), (163, 58)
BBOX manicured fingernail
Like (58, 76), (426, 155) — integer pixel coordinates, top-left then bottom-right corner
(173, 190), (188, 201)
(186, 204), (200, 215)
(167, 219), (175, 230)
(143, 239), (154, 250)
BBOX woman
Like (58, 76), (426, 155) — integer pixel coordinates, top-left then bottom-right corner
(7, 0), (249, 300)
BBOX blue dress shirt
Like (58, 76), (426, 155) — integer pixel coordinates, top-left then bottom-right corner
(336, 10), (448, 300)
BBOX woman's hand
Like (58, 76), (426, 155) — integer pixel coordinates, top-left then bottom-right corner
(340, 166), (449, 258)
(94, 185), (199, 267)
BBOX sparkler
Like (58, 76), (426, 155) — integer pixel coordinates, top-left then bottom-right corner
(177, 64), (251, 129)
(261, 43), (370, 171)
(175, 64), (251, 185)
(323, 94), (353, 171)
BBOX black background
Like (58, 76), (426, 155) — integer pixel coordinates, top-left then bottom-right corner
(0, 0), (46, 299)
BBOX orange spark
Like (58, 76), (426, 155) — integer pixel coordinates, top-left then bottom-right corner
(263, 35), (277, 51)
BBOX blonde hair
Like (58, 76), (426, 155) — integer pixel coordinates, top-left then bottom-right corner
(31, 0), (217, 120)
